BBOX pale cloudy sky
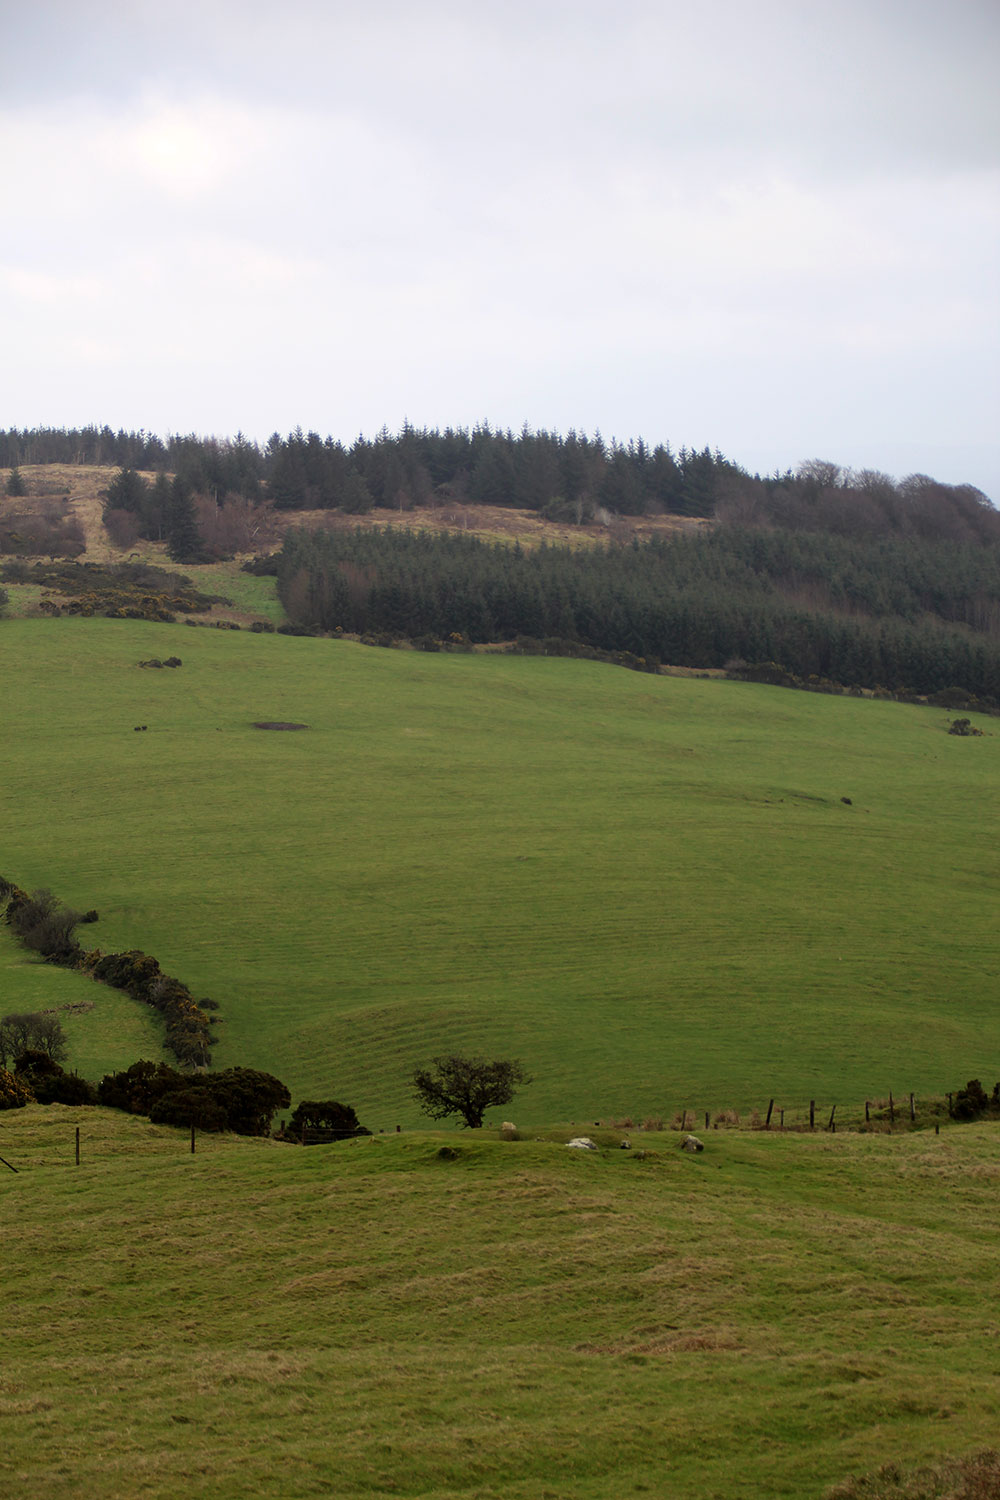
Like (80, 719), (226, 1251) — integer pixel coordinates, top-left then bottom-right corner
(2, 0), (998, 496)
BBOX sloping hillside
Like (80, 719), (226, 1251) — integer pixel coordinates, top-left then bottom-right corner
(1, 619), (996, 1122)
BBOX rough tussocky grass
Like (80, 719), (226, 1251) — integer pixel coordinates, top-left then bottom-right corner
(0, 616), (997, 1123)
(1, 1106), (999, 1500)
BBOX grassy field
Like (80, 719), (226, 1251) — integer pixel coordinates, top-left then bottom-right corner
(2, 1106), (999, 1500)
(1, 616), (998, 1123)
(0, 926), (162, 1076)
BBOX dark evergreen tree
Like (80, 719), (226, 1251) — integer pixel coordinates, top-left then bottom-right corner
(5, 466), (26, 497)
(166, 475), (204, 562)
(104, 467), (149, 514)
(340, 471), (374, 514)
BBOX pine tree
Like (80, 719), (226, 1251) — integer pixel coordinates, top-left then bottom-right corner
(166, 476), (203, 563)
(5, 466), (26, 496)
(104, 466), (149, 514)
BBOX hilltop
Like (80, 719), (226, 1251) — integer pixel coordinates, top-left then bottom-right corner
(3, 447), (998, 702)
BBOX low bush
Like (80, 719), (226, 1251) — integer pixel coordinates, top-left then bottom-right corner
(3, 886), (83, 963)
(951, 1078), (998, 1120)
(149, 1087), (229, 1132)
(13, 1050), (97, 1105)
(285, 1099), (369, 1141)
(97, 1060), (186, 1115)
(0, 1067), (33, 1109)
(99, 1061), (290, 1135)
(88, 950), (214, 1065)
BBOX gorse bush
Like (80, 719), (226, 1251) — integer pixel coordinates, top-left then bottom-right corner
(86, 950), (215, 1066)
(2, 872), (218, 1068)
(13, 1050), (97, 1106)
(951, 1079), (999, 1121)
(286, 1100), (370, 1141)
(98, 1062), (291, 1136)
(149, 1087), (230, 1132)
(0, 1067), (33, 1110)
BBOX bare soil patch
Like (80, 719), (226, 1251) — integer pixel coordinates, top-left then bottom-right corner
(252, 721), (309, 730)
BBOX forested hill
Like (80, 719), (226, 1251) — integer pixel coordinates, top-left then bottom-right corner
(1, 423), (995, 534)
(270, 525), (1000, 701)
(4, 423), (998, 699)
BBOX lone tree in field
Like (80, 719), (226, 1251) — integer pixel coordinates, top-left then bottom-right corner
(412, 1055), (531, 1129)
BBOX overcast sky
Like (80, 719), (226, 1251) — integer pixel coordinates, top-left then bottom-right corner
(2, 0), (998, 496)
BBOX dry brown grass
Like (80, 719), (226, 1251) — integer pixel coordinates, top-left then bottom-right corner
(4, 465), (711, 563)
(2, 465), (161, 563)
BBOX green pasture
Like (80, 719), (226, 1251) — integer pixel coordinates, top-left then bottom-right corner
(0, 927), (162, 1074)
(175, 561), (286, 623)
(0, 617), (997, 1122)
(2, 1107), (999, 1500)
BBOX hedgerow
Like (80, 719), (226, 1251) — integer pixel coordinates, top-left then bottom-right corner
(1, 876), (217, 1067)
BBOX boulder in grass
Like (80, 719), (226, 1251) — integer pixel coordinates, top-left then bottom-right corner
(566, 1136), (598, 1151)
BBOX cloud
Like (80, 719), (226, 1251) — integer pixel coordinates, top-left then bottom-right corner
(0, 1), (996, 495)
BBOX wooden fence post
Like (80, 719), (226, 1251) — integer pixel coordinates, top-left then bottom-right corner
(889, 1091), (895, 1123)
(828, 1104), (836, 1131)
(909, 1093), (915, 1122)
(765, 1099), (774, 1129)
(809, 1100), (815, 1130)
(75, 1126), (80, 1166)
(190, 1124), (196, 1155)
(704, 1111), (710, 1129)
(865, 1100), (870, 1122)
(779, 1108), (784, 1128)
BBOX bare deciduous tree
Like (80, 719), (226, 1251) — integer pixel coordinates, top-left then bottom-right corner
(0, 1012), (67, 1069)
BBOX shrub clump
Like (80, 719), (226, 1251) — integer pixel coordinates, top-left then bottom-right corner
(284, 1099), (369, 1142)
(1, 883), (83, 964)
(951, 1079), (999, 1121)
(85, 950), (215, 1066)
(1, 874), (218, 1069)
(13, 1050), (97, 1105)
(0, 1067), (33, 1110)
(98, 1061), (291, 1135)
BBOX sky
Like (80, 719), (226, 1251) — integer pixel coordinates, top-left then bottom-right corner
(1, 0), (998, 498)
